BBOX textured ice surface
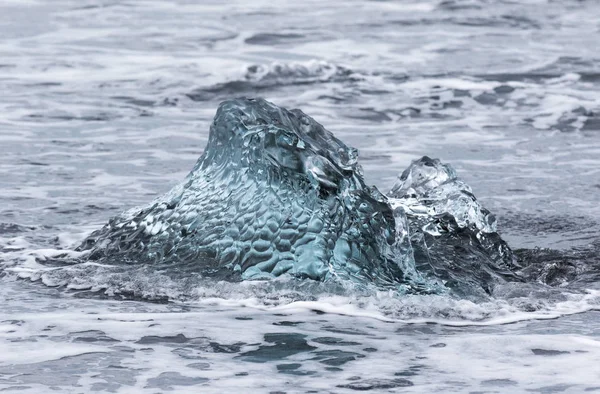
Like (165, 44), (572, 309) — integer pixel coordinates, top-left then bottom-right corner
(389, 157), (520, 295)
(79, 98), (417, 289)
(78, 98), (514, 294)
(390, 156), (497, 234)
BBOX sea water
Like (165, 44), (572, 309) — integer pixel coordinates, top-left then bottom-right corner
(1, 0), (600, 392)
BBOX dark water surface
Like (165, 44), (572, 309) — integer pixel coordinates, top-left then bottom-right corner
(1, 0), (600, 392)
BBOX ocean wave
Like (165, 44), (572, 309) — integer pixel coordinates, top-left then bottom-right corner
(186, 60), (361, 102)
(2, 241), (599, 326)
(386, 73), (600, 131)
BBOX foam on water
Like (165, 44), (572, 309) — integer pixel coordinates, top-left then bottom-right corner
(1, 236), (599, 328)
(1, 276), (600, 393)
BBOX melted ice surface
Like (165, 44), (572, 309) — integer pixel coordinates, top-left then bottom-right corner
(71, 98), (511, 295)
(76, 98), (411, 288)
(1, 0), (600, 392)
(390, 156), (497, 234)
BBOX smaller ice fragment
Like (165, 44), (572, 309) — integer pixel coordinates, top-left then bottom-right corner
(389, 156), (521, 297)
(389, 156), (497, 234)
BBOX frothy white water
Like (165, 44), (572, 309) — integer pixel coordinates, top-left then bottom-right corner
(2, 219), (600, 393)
(0, 239), (598, 327)
(1, 278), (600, 393)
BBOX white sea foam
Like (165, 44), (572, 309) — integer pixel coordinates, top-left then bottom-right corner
(3, 241), (599, 328)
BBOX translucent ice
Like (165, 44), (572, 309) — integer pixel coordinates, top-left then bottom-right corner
(79, 98), (416, 290)
(389, 157), (521, 296)
(77, 98), (517, 294)
(389, 156), (498, 235)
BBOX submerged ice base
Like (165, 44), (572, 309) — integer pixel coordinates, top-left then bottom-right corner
(78, 98), (518, 295)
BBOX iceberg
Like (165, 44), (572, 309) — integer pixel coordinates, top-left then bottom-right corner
(78, 98), (518, 294)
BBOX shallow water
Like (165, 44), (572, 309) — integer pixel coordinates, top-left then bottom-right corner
(1, 0), (600, 392)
